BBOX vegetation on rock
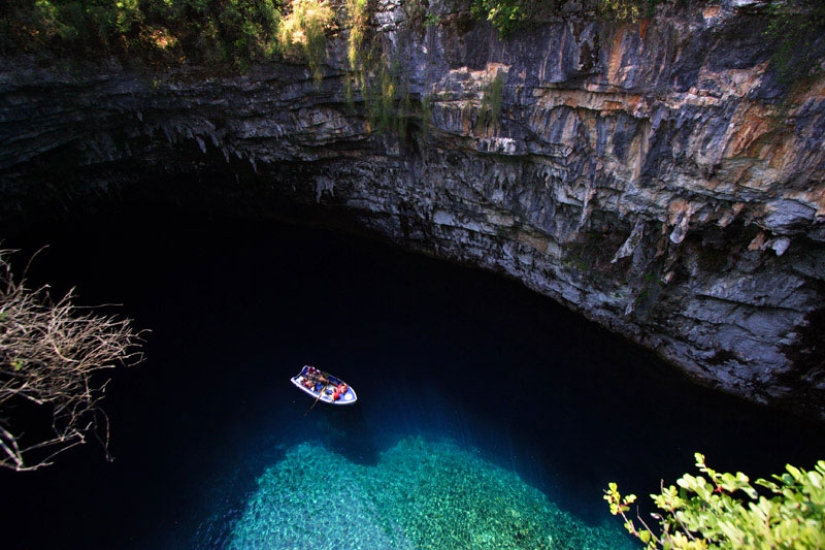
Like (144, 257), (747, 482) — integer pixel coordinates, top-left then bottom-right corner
(468, 0), (666, 36)
(0, 0), (319, 67)
(605, 453), (825, 549)
(3, 0), (823, 90)
(469, 0), (825, 43)
(470, 0), (526, 39)
(275, 0), (334, 79)
(477, 69), (505, 131)
(766, 0), (825, 82)
(0, 1), (416, 130)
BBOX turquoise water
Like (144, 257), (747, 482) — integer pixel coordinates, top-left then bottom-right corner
(228, 438), (633, 550)
(4, 207), (824, 549)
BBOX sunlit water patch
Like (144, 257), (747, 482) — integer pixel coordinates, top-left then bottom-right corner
(228, 437), (634, 550)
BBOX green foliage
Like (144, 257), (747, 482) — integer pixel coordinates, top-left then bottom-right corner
(470, 0), (526, 39)
(362, 51), (411, 135)
(0, 0), (291, 66)
(424, 12), (439, 29)
(345, 0), (368, 70)
(421, 92), (435, 127)
(765, 0), (825, 84)
(0, 0), (349, 73)
(343, 0), (369, 106)
(477, 70), (505, 132)
(468, 0), (666, 37)
(213, 0), (282, 66)
(0, 0), (417, 142)
(0, 0), (135, 53)
(275, 0), (333, 80)
(605, 453), (825, 549)
(595, 0), (665, 22)
(340, 0), (414, 137)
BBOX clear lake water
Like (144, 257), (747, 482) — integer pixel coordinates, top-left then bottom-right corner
(2, 203), (824, 549)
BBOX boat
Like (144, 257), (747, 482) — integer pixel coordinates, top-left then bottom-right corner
(290, 365), (358, 405)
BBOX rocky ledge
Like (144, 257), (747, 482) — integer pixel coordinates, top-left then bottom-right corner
(1, 0), (823, 420)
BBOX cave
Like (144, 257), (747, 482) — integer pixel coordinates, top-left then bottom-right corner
(2, 0), (825, 547)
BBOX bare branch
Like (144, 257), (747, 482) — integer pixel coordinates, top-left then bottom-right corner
(0, 249), (146, 471)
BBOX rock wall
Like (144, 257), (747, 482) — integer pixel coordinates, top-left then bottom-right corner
(1, 0), (824, 419)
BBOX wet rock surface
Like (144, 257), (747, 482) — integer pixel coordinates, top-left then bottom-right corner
(1, 0), (823, 420)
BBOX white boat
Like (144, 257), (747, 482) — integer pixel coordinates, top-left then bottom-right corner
(290, 365), (358, 405)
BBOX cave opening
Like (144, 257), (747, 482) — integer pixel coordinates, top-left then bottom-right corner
(2, 175), (825, 549)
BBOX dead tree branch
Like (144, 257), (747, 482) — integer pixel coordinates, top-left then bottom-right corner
(0, 249), (145, 471)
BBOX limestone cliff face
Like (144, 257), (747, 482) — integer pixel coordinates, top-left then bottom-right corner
(1, 0), (824, 419)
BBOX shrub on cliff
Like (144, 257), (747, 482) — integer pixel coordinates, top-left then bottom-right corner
(605, 453), (825, 549)
(0, 250), (144, 471)
(0, 0), (292, 66)
(767, 0), (825, 83)
(468, 0), (665, 36)
(275, 0), (334, 79)
(0, 0), (351, 71)
(470, 0), (526, 39)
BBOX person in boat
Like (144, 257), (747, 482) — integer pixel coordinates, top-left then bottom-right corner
(332, 383), (348, 401)
(305, 367), (329, 393)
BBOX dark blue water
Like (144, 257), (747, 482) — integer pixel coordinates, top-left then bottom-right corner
(3, 204), (824, 549)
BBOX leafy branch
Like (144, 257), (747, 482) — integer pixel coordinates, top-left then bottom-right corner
(605, 453), (825, 549)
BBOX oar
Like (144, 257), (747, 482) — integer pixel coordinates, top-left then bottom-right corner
(304, 385), (325, 416)
(304, 374), (330, 416)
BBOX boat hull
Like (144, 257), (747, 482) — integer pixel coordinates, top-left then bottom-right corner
(291, 368), (358, 405)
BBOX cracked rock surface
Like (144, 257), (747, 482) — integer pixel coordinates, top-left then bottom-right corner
(1, 0), (823, 420)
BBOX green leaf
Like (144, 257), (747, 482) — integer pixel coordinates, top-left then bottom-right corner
(639, 529), (651, 543)
(807, 470), (822, 489)
(787, 464), (802, 481)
